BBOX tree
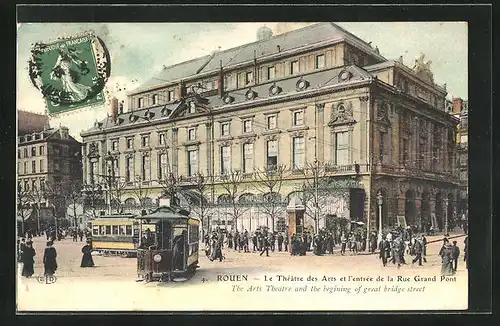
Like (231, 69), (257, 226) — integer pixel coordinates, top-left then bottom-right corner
(185, 172), (212, 238)
(253, 164), (288, 232)
(299, 160), (332, 233)
(17, 183), (33, 235)
(132, 175), (152, 214)
(82, 181), (104, 220)
(65, 179), (83, 228)
(219, 169), (248, 232)
(43, 179), (69, 236)
(110, 176), (128, 214)
(28, 183), (46, 232)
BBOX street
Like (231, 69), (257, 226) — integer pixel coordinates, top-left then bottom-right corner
(17, 234), (468, 311)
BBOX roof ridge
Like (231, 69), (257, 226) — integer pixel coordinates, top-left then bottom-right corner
(328, 22), (375, 50)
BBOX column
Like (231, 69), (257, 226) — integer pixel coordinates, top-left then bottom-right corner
(316, 103), (325, 163)
(359, 96), (369, 164)
(397, 194), (406, 227)
(82, 144), (88, 184)
(429, 198), (436, 230)
(414, 194), (422, 230)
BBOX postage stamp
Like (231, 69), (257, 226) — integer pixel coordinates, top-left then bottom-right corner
(28, 31), (111, 116)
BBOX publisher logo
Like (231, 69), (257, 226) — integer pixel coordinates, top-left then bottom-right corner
(36, 275), (57, 284)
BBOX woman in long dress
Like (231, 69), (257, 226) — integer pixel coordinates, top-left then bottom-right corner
(80, 240), (95, 267)
(43, 241), (58, 276)
(50, 46), (91, 102)
(21, 241), (36, 277)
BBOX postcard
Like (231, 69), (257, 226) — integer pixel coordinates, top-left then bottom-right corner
(16, 19), (469, 311)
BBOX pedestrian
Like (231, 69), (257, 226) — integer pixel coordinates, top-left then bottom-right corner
(43, 241), (57, 276)
(391, 237), (402, 269)
(252, 233), (258, 252)
(411, 236), (423, 266)
(439, 238), (454, 276)
(277, 233), (283, 252)
(19, 238), (26, 261)
(284, 234), (288, 252)
(370, 231), (377, 253)
(80, 240), (95, 267)
(260, 235), (270, 257)
(421, 234), (428, 262)
(340, 233), (347, 256)
(379, 237), (391, 267)
(451, 240), (460, 272)
(21, 240), (36, 278)
(79, 230), (84, 242)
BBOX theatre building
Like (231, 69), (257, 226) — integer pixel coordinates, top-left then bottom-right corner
(81, 23), (460, 233)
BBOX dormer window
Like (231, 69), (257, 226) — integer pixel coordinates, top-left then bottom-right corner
(138, 97), (144, 108)
(168, 90), (175, 102)
(315, 54), (325, 69)
(188, 101), (196, 114)
(152, 94), (159, 105)
(245, 71), (253, 85)
(267, 66), (275, 80)
(290, 60), (299, 75)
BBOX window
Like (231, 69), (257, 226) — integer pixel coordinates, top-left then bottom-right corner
(159, 133), (166, 145)
(39, 146), (44, 156)
(243, 120), (252, 133)
(40, 179), (45, 192)
(221, 123), (230, 136)
(315, 54), (325, 69)
(152, 94), (159, 105)
(24, 162), (27, 174)
(54, 160), (60, 172)
(220, 145), (231, 174)
(112, 159), (119, 177)
(105, 226), (111, 235)
(292, 137), (305, 169)
(188, 150), (198, 176)
(243, 143), (253, 173)
(267, 115), (277, 130)
(39, 160), (44, 173)
(188, 128), (196, 141)
(126, 225), (133, 235)
(142, 155), (150, 180)
(335, 132), (349, 166)
(290, 60), (299, 75)
(168, 91), (175, 102)
(18, 150), (21, 159)
(379, 132), (386, 162)
(118, 225), (126, 235)
(267, 140), (278, 171)
(402, 139), (409, 166)
(138, 97), (144, 108)
(111, 140), (119, 151)
(92, 226), (99, 236)
(245, 71), (253, 85)
(18, 162), (21, 174)
(31, 147), (36, 157)
(127, 138), (134, 149)
(188, 102), (196, 114)
(126, 156), (134, 182)
(158, 153), (168, 180)
(418, 139), (425, 169)
(32, 180), (36, 190)
(141, 135), (150, 147)
(267, 66), (275, 80)
(112, 225), (119, 235)
(24, 180), (29, 191)
(24, 148), (28, 158)
(293, 110), (304, 126)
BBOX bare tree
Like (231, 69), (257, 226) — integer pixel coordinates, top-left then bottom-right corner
(132, 175), (152, 213)
(219, 169), (248, 232)
(110, 176), (128, 214)
(44, 180), (69, 235)
(17, 184), (33, 235)
(253, 164), (288, 232)
(28, 183), (46, 232)
(158, 172), (181, 206)
(65, 179), (83, 228)
(300, 160), (332, 233)
(186, 172), (212, 238)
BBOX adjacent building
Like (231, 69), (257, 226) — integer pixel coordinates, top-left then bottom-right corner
(81, 23), (460, 234)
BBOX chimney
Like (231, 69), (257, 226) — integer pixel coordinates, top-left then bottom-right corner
(111, 97), (118, 121)
(175, 80), (186, 100)
(452, 97), (463, 114)
(218, 60), (224, 98)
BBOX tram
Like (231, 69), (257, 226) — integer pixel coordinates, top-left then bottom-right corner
(136, 204), (200, 282)
(90, 214), (140, 257)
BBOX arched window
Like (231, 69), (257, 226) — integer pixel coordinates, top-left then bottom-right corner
(217, 194), (232, 204)
(124, 198), (137, 208)
(239, 193), (255, 205)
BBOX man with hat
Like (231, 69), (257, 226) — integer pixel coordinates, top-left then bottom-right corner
(21, 240), (36, 278)
(43, 241), (58, 276)
(411, 235), (424, 266)
(80, 240), (95, 267)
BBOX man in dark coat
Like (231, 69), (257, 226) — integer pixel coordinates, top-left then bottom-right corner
(340, 233), (347, 256)
(43, 241), (57, 276)
(451, 240), (460, 272)
(277, 233), (284, 252)
(251, 233), (258, 251)
(464, 236), (468, 269)
(412, 236), (423, 266)
(172, 231), (187, 270)
(379, 238), (391, 267)
(80, 240), (95, 267)
(22, 241), (36, 277)
(260, 234), (270, 257)
(421, 235), (428, 262)
(284, 234), (289, 252)
(78, 230), (84, 242)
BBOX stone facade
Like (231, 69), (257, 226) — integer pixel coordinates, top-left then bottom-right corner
(81, 23), (460, 234)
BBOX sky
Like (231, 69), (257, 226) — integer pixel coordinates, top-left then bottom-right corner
(16, 22), (467, 140)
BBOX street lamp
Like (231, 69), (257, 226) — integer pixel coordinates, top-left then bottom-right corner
(104, 151), (116, 215)
(444, 196), (449, 236)
(377, 191), (383, 243)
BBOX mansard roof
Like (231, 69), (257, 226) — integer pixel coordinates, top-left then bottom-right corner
(131, 22), (386, 94)
(81, 64), (372, 136)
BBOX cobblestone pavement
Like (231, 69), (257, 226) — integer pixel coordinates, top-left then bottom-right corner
(17, 233), (468, 311)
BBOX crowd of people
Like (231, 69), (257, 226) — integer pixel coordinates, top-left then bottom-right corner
(17, 226), (95, 279)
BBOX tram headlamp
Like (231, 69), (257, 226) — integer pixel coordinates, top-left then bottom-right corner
(153, 254), (162, 263)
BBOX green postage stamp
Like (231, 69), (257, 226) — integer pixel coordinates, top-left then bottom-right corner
(28, 31), (111, 116)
